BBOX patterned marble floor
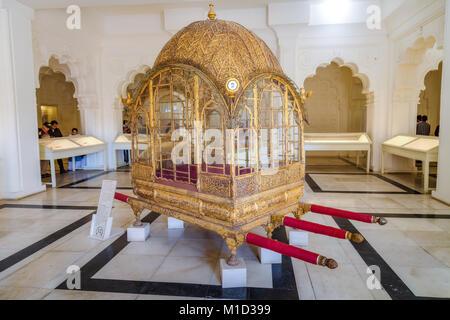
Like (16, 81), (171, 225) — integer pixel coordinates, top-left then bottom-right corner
(0, 158), (449, 300)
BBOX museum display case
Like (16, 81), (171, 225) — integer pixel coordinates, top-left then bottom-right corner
(112, 134), (148, 169)
(39, 135), (107, 187)
(381, 135), (439, 193)
(304, 133), (373, 172)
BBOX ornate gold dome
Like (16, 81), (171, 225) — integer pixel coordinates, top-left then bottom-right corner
(154, 19), (283, 96)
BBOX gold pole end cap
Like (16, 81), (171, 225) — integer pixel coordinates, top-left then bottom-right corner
(325, 258), (338, 270)
(350, 233), (365, 244)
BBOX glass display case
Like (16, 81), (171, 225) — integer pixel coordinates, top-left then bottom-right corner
(39, 135), (107, 187)
(381, 135), (439, 193)
(304, 133), (373, 173)
(112, 134), (149, 169)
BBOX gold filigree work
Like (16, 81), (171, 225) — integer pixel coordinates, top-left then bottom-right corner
(128, 9), (311, 264)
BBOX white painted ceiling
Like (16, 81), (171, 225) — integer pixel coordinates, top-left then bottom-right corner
(17, 0), (299, 9)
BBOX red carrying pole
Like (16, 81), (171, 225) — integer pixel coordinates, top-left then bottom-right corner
(114, 192), (129, 203)
(283, 217), (364, 243)
(245, 233), (337, 269)
(310, 204), (386, 225)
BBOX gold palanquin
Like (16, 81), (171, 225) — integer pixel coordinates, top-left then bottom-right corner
(126, 12), (308, 263)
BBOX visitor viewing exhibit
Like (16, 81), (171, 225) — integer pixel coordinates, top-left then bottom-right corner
(0, 0), (449, 307)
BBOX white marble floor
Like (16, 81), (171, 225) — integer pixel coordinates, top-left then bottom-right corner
(0, 160), (449, 300)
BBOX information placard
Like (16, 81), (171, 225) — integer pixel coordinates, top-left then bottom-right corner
(90, 180), (117, 240)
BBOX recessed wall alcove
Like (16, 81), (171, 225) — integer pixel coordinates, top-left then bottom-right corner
(417, 61), (442, 136)
(37, 58), (81, 136)
(303, 62), (368, 134)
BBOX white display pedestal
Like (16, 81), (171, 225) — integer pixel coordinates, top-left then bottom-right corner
(289, 231), (309, 247)
(258, 247), (282, 264)
(127, 223), (151, 242)
(220, 258), (247, 289)
(89, 215), (124, 241)
(167, 217), (184, 229)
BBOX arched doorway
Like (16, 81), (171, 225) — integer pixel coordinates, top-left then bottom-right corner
(303, 62), (368, 133)
(417, 61), (442, 136)
(302, 61), (371, 170)
(37, 65), (81, 136)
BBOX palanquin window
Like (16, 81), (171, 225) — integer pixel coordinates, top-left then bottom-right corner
(131, 67), (303, 189)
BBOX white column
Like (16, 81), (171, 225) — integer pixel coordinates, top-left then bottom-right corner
(278, 34), (298, 81)
(0, 0), (45, 199)
(433, 0), (450, 205)
(271, 25), (302, 83)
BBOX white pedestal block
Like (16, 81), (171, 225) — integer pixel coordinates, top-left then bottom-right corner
(220, 258), (247, 289)
(127, 223), (150, 242)
(167, 217), (184, 229)
(258, 247), (282, 264)
(289, 231), (309, 247)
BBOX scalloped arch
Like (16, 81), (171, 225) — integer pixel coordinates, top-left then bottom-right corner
(304, 57), (371, 95)
(116, 64), (152, 99)
(38, 55), (80, 100)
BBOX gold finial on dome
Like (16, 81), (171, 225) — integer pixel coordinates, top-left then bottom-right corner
(208, 3), (216, 20)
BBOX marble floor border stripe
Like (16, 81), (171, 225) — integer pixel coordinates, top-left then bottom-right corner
(375, 213), (450, 219)
(62, 187), (133, 190)
(305, 173), (420, 195)
(0, 211), (96, 273)
(55, 213), (299, 300)
(1, 204), (98, 210)
(332, 217), (418, 300)
(58, 171), (111, 189)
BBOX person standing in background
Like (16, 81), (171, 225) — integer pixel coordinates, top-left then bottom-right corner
(71, 128), (80, 136)
(123, 120), (131, 165)
(416, 115), (423, 134)
(38, 122), (52, 178)
(416, 115), (431, 136)
(49, 120), (67, 174)
(38, 122), (51, 140)
(435, 125), (440, 137)
(69, 128), (85, 171)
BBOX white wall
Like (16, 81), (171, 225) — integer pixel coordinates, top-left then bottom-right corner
(433, 0), (450, 205)
(0, 0), (46, 199)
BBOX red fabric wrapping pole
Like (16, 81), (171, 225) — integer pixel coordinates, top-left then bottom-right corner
(246, 233), (320, 266)
(310, 204), (374, 224)
(283, 217), (347, 240)
(114, 192), (129, 203)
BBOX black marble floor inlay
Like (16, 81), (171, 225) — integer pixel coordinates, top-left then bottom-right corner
(0, 211), (96, 273)
(1, 204), (98, 210)
(62, 186), (134, 190)
(58, 171), (112, 189)
(374, 213), (450, 219)
(306, 173), (421, 195)
(58, 171), (132, 190)
(55, 212), (299, 300)
(332, 217), (420, 300)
